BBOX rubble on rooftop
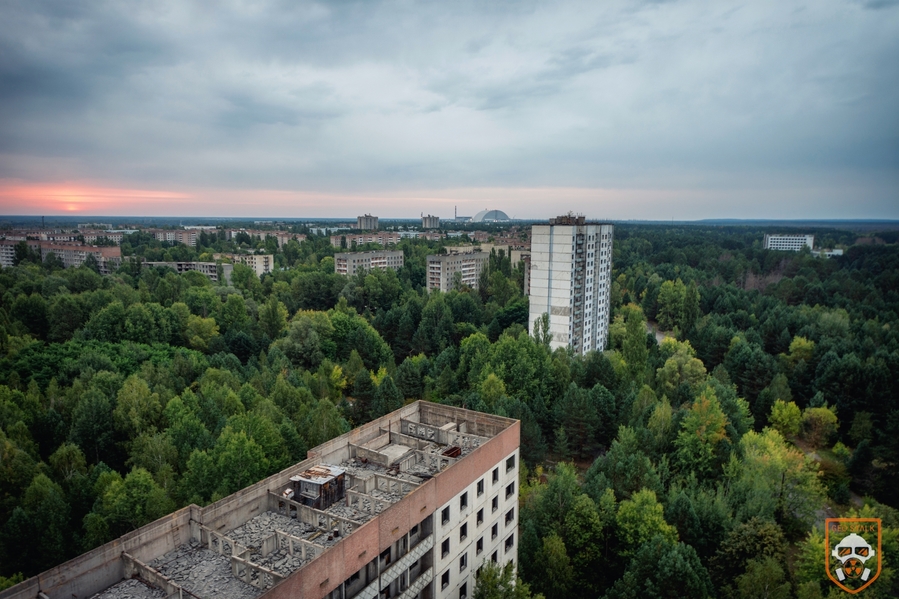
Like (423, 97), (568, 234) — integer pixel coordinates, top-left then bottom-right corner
(90, 579), (166, 599)
(150, 540), (261, 599)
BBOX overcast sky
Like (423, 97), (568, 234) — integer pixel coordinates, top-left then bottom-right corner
(0, 0), (897, 219)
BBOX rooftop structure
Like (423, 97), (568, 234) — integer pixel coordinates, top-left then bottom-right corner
(1, 401), (519, 599)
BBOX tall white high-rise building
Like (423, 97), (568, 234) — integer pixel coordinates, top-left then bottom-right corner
(528, 215), (614, 354)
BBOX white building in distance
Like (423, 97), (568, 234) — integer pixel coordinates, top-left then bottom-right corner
(528, 215), (614, 355)
(763, 234), (814, 252)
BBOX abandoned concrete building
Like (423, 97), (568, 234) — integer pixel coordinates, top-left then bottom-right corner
(0, 401), (520, 599)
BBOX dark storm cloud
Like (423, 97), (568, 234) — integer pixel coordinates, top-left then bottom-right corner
(0, 0), (897, 217)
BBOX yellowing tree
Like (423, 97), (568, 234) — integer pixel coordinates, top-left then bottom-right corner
(674, 390), (729, 479)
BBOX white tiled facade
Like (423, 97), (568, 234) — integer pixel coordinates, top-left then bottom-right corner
(433, 448), (519, 599)
(528, 218), (614, 355)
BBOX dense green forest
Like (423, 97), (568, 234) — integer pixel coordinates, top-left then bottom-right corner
(1, 225), (897, 598)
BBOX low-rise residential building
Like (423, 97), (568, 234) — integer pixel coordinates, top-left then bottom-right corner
(427, 252), (490, 292)
(812, 248), (844, 258)
(335, 250), (404, 276)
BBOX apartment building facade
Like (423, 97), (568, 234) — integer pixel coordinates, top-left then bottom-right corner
(0, 240), (122, 274)
(357, 214), (379, 231)
(0, 401), (519, 599)
(335, 250), (405, 276)
(763, 234), (814, 252)
(143, 261), (234, 284)
(215, 253), (275, 277)
(227, 230), (307, 248)
(146, 229), (200, 247)
(331, 233), (402, 248)
(528, 215), (614, 355)
(427, 252), (490, 292)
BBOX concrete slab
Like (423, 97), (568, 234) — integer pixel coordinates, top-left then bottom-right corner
(149, 541), (261, 599)
(90, 578), (166, 599)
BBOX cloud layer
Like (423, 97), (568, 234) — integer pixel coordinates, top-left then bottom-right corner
(0, 0), (897, 218)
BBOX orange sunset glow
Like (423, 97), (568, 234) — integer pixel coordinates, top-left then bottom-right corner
(0, 181), (194, 214)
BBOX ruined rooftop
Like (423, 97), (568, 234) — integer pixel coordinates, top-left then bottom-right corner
(50, 403), (509, 599)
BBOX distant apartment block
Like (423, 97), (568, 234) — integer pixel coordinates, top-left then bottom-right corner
(0, 240), (121, 274)
(227, 229), (307, 248)
(763, 234), (814, 252)
(81, 230), (136, 244)
(356, 214), (379, 230)
(427, 252), (490, 292)
(331, 233), (402, 248)
(215, 253), (275, 277)
(528, 215), (614, 355)
(78, 222), (114, 229)
(0, 401), (520, 599)
(143, 261), (233, 284)
(148, 229), (200, 247)
(422, 215), (440, 229)
(335, 250), (404, 276)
